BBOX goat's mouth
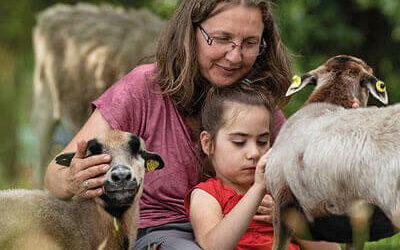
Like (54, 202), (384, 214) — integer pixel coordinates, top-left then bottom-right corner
(102, 180), (140, 208)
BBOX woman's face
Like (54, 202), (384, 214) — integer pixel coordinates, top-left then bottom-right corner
(196, 4), (264, 87)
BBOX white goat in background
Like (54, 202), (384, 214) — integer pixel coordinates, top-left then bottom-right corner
(31, 3), (165, 186)
(265, 55), (399, 250)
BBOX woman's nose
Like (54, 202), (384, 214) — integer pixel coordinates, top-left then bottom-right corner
(225, 47), (243, 64)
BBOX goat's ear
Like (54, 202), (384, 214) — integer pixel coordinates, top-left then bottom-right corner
(286, 74), (317, 97)
(363, 79), (389, 105)
(55, 152), (75, 167)
(140, 151), (164, 172)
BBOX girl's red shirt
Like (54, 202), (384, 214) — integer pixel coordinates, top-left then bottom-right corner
(185, 177), (300, 250)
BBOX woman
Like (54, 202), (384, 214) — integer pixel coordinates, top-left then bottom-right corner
(44, 0), (338, 249)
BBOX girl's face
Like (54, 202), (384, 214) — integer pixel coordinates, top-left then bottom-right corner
(196, 4), (264, 87)
(200, 101), (271, 193)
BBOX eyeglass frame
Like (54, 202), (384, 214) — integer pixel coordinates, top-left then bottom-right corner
(197, 25), (267, 56)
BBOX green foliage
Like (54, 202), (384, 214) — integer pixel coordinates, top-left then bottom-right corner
(274, 0), (400, 115)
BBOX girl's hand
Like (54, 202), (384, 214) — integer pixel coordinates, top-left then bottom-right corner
(253, 150), (274, 223)
(254, 149), (270, 187)
(65, 140), (111, 199)
(254, 194), (274, 223)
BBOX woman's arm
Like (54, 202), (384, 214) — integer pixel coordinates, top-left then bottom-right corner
(44, 109), (112, 200)
(190, 153), (269, 250)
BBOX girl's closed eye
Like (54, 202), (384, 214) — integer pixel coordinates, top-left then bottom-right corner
(257, 138), (269, 147)
(232, 140), (246, 147)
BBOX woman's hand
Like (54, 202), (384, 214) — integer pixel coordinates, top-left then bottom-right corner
(254, 194), (274, 223)
(65, 140), (111, 199)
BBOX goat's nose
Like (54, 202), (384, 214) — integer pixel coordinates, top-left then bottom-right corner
(110, 165), (132, 182)
(351, 98), (361, 108)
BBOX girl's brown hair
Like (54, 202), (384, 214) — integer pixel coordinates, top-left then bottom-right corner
(155, 0), (291, 116)
(199, 79), (275, 181)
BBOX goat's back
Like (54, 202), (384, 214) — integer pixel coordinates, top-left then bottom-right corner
(267, 103), (400, 218)
(0, 189), (108, 249)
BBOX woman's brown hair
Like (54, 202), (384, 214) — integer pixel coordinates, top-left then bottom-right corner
(155, 0), (291, 116)
(199, 79), (275, 181)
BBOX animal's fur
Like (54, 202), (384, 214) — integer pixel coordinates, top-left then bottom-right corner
(0, 130), (164, 249)
(266, 55), (395, 250)
(31, 3), (165, 185)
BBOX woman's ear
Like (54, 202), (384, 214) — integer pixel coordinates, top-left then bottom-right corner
(200, 131), (212, 156)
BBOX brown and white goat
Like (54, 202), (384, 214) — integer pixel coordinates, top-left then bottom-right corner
(265, 55), (397, 250)
(32, 3), (165, 186)
(0, 130), (164, 249)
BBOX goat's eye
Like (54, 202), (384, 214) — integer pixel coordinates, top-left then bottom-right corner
(87, 139), (103, 155)
(129, 135), (141, 155)
(376, 80), (386, 93)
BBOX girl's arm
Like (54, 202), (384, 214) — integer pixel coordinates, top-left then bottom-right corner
(190, 184), (265, 250)
(189, 153), (270, 250)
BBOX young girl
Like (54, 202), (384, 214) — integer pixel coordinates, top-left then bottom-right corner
(185, 81), (300, 250)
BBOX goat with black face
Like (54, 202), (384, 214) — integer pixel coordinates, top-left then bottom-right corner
(1, 130), (163, 249)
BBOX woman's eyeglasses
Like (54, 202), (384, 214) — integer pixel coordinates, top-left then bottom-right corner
(198, 25), (266, 57)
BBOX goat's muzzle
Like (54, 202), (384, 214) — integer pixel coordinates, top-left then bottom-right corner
(103, 165), (139, 207)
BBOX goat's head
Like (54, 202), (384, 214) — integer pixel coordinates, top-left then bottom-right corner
(286, 55), (388, 108)
(55, 130), (164, 217)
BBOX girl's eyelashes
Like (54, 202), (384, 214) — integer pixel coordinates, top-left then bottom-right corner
(232, 140), (246, 146)
(257, 141), (269, 147)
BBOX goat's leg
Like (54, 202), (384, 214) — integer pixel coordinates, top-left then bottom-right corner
(32, 112), (57, 187)
(272, 205), (292, 250)
(272, 187), (295, 250)
(32, 70), (58, 187)
(349, 200), (372, 250)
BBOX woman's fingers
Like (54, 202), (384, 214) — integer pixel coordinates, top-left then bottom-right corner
(80, 175), (107, 190)
(74, 175), (106, 200)
(257, 204), (273, 215)
(74, 164), (110, 182)
(71, 154), (111, 172)
(253, 214), (273, 224)
(74, 140), (87, 159)
(75, 187), (103, 200)
(256, 194), (274, 221)
(260, 194), (274, 208)
(65, 140), (112, 199)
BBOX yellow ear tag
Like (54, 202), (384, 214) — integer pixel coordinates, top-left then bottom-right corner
(376, 80), (386, 93)
(146, 159), (160, 172)
(291, 75), (302, 89)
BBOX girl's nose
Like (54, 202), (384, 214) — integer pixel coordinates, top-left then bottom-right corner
(246, 144), (261, 161)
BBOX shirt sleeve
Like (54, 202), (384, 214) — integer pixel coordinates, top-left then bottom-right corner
(92, 65), (153, 134)
(184, 179), (223, 220)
